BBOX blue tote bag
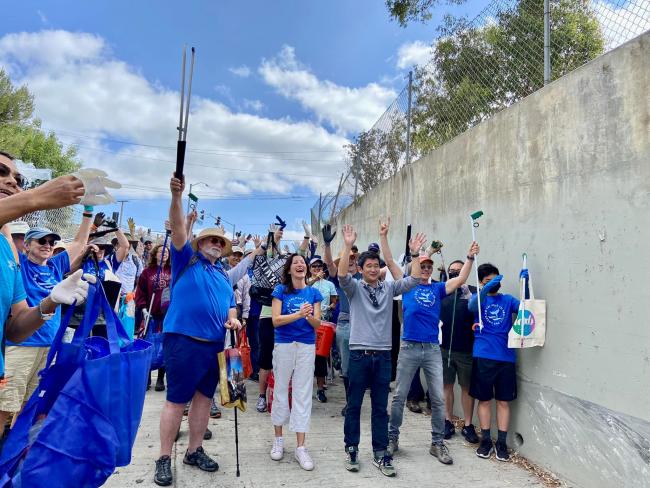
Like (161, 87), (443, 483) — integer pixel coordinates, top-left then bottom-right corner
(144, 317), (164, 371)
(0, 281), (153, 488)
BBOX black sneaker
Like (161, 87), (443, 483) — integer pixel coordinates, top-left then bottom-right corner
(203, 428), (212, 440)
(495, 441), (510, 462)
(154, 380), (165, 392)
(461, 424), (480, 444)
(154, 455), (172, 486)
(317, 389), (328, 403)
(183, 446), (219, 472)
(476, 438), (494, 459)
(372, 454), (396, 477)
(444, 419), (455, 439)
(345, 446), (359, 472)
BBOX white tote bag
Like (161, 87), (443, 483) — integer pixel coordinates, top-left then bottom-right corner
(508, 273), (546, 348)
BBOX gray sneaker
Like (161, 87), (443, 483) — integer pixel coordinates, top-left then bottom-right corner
(430, 442), (453, 465)
(387, 438), (399, 456)
(345, 446), (360, 472)
(373, 453), (396, 477)
(256, 395), (267, 413)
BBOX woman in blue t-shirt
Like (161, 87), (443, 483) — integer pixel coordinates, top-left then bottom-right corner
(269, 254), (323, 471)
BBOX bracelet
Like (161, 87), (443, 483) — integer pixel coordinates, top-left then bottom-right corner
(38, 300), (56, 321)
(467, 255), (475, 261)
(83, 212), (93, 218)
(83, 205), (94, 212)
(304, 236), (310, 239)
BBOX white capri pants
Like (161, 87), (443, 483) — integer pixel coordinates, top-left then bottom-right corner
(271, 342), (316, 433)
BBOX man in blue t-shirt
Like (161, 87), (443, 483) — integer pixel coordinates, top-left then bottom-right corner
(468, 263), (521, 462)
(387, 241), (479, 466)
(154, 175), (242, 487)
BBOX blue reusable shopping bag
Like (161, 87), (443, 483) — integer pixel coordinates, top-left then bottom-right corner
(0, 281), (153, 488)
(145, 317), (164, 371)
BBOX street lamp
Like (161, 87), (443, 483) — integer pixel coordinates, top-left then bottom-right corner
(187, 181), (209, 212)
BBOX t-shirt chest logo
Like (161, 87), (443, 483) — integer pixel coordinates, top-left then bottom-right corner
(31, 269), (56, 290)
(414, 288), (435, 308)
(6, 259), (16, 271)
(484, 303), (505, 325)
(285, 295), (308, 314)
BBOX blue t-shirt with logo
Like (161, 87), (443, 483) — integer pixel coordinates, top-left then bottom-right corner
(402, 282), (447, 343)
(8, 251), (70, 347)
(163, 242), (235, 345)
(0, 235), (27, 375)
(271, 284), (323, 344)
(471, 293), (520, 363)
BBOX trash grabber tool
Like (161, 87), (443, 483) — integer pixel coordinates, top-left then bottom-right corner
(175, 46), (196, 180)
(470, 210), (484, 332)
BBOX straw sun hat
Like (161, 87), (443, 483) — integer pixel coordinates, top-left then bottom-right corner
(191, 227), (233, 255)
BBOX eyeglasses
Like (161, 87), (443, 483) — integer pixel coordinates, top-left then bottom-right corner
(420, 264), (433, 270)
(208, 237), (226, 246)
(37, 237), (56, 246)
(0, 162), (28, 190)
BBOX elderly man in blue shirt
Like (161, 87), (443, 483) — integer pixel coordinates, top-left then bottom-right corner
(154, 175), (243, 487)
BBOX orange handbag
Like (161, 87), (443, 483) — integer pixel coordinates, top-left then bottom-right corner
(239, 329), (253, 379)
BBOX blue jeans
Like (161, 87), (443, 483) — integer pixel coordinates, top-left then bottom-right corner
(389, 341), (445, 444)
(246, 315), (260, 374)
(335, 314), (351, 377)
(344, 350), (391, 454)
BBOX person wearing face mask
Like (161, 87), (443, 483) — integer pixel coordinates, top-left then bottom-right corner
(440, 260), (479, 443)
(153, 175), (243, 487)
(387, 242), (479, 467)
(468, 263), (521, 463)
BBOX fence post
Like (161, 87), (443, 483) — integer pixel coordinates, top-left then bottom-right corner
(353, 157), (359, 202)
(544, 0), (551, 85)
(405, 70), (413, 165)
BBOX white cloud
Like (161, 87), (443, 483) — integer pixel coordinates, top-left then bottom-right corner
(593, 0), (650, 50)
(229, 65), (251, 78)
(243, 98), (264, 112)
(0, 30), (349, 200)
(36, 10), (48, 25)
(259, 45), (396, 134)
(396, 40), (431, 69)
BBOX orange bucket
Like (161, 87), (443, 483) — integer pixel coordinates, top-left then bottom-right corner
(315, 322), (336, 357)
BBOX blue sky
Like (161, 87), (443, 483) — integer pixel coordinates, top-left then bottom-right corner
(1, 0), (504, 240)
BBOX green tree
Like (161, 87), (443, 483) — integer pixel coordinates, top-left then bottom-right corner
(386, 0), (465, 27)
(0, 69), (81, 177)
(411, 0), (605, 153)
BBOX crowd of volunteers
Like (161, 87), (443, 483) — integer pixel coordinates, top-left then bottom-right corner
(0, 151), (530, 486)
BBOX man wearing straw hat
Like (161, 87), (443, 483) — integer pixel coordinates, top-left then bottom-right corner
(154, 175), (242, 487)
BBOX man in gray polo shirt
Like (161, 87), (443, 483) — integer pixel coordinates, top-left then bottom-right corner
(338, 220), (426, 477)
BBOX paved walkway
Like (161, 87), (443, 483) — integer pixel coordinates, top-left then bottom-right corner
(106, 379), (547, 487)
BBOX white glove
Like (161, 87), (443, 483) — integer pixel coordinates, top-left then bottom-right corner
(73, 168), (121, 206)
(302, 220), (311, 237)
(50, 270), (97, 305)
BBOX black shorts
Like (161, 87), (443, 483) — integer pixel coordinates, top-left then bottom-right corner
(258, 317), (275, 370)
(314, 355), (328, 377)
(469, 357), (517, 402)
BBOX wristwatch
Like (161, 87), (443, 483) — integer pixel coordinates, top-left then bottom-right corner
(467, 255), (475, 261)
(39, 300), (56, 321)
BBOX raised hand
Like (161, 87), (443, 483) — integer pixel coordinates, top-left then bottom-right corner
(342, 224), (357, 247)
(93, 212), (106, 228)
(379, 217), (391, 237)
(322, 223), (336, 244)
(253, 235), (262, 248)
(302, 220), (311, 237)
(467, 241), (480, 258)
(170, 175), (185, 196)
(409, 232), (427, 255)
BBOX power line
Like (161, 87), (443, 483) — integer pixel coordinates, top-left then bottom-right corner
(120, 183), (313, 200)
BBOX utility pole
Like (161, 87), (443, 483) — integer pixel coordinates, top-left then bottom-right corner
(544, 0), (551, 85)
(117, 200), (128, 228)
(406, 70), (413, 165)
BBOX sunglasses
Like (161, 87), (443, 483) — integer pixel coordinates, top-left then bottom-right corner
(0, 162), (28, 190)
(310, 264), (323, 268)
(208, 237), (226, 246)
(37, 237), (57, 246)
(420, 264), (434, 270)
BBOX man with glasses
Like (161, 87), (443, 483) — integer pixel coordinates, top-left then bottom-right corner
(337, 220), (426, 477)
(0, 220), (93, 429)
(154, 175), (243, 487)
(387, 241), (479, 467)
(308, 257), (337, 403)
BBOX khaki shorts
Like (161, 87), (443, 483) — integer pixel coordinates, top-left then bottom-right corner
(0, 346), (49, 413)
(441, 348), (473, 388)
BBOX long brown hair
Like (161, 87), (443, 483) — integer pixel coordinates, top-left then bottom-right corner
(148, 244), (170, 268)
(281, 254), (307, 295)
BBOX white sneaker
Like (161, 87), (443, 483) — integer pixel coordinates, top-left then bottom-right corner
(295, 446), (314, 471)
(270, 437), (284, 461)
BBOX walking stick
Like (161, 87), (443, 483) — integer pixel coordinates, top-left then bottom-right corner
(175, 46), (196, 180)
(142, 232), (170, 337)
(229, 328), (242, 477)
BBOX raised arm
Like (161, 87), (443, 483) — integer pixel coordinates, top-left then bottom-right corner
(322, 224), (337, 276)
(114, 228), (130, 263)
(445, 241), (479, 294)
(338, 224), (356, 278)
(408, 232), (427, 281)
(66, 212), (94, 263)
(379, 217), (403, 281)
(169, 175), (187, 250)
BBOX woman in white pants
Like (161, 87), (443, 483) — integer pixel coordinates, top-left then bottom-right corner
(270, 253), (323, 470)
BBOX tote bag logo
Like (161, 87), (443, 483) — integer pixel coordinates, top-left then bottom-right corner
(513, 309), (536, 336)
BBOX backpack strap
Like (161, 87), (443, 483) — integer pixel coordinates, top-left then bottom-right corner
(173, 254), (200, 289)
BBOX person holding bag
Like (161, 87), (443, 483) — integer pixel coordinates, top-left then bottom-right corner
(269, 254), (323, 471)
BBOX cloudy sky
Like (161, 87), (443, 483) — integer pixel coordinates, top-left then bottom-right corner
(1, 0), (646, 242)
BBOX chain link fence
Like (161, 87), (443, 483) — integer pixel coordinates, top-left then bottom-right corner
(331, 0), (650, 216)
